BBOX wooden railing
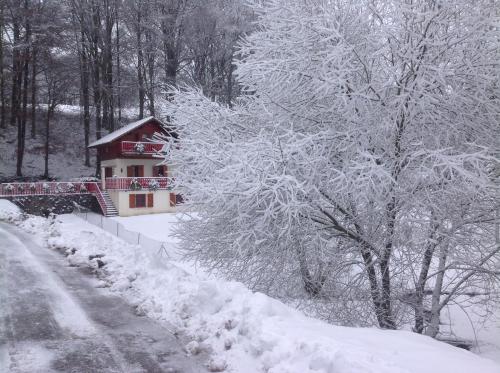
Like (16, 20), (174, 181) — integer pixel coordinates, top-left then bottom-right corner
(0, 181), (96, 197)
(85, 182), (110, 216)
(104, 177), (171, 190)
(0, 181), (115, 216)
(121, 141), (163, 155)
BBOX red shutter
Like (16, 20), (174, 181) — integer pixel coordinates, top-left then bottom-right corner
(147, 193), (154, 207)
(164, 165), (168, 176)
(129, 194), (136, 208)
(169, 193), (176, 207)
(138, 165), (144, 177)
(127, 166), (134, 177)
(153, 166), (159, 176)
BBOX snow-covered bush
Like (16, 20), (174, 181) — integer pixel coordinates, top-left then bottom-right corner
(4, 184), (14, 193)
(158, 0), (500, 333)
(148, 179), (159, 191)
(55, 183), (65, 194)
(29, 183), (37, 192)
(130, 178), (142, 191)
(79, 183), (87, 193)
(42, 183), (50, 192)
(134, 142), (145, 154)
(67, 182), (76, 193)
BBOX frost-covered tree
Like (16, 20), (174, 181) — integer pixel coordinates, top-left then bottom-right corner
(159, 0), (500, 331)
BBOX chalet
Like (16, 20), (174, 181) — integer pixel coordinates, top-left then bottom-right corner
(0, 117), (177, 217)
(87, 116), (177, 217)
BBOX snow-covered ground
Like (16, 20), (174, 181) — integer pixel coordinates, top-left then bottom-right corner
(1, 201), (498, 373)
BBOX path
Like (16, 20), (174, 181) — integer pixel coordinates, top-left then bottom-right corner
(0, 222), (206, 373)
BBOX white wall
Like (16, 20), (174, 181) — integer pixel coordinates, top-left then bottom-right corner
(108, 189), (176, 217)
(101, 158), (166, 178)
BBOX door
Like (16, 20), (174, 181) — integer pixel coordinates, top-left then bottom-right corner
(105, 167), (113, 178)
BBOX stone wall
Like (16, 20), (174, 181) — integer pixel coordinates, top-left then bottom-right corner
(2, 195), (101, 216)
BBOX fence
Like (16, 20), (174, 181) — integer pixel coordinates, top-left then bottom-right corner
(0, 181), (96, 197)
(72, 209), (177, 260)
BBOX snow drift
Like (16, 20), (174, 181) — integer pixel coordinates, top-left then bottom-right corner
(1, 201), (499, 373)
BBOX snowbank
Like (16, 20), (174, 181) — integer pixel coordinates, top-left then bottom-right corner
(1, 203), (499, 373)
(0, 199), (21, 221)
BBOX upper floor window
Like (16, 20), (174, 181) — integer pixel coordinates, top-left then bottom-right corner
(127, 165), (144, 177)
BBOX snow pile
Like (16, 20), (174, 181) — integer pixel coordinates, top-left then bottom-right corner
(1, 202), (499, 373)
(0, 199), (21, 222)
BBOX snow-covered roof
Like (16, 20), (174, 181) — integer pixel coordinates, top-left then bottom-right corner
(88, 116), (163, 148)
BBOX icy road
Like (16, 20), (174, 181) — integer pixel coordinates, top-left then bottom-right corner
(0, 222), (206, 373)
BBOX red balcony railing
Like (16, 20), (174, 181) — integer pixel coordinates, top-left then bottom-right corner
(104, 177), (171, 190)
(0, 181), (96, 197)
(121, 141), (164, 155)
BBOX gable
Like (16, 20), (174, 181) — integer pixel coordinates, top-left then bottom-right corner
(88, 117), (167, 148)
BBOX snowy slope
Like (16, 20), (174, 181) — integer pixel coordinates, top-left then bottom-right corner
(0, 106), (140, 180)
(1, 203), (498, 373)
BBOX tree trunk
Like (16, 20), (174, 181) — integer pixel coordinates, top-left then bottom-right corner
(104, 0), (114, 131)
(11, 18), (21, 128)
(90, 0), (102, 177)
(0, 2), (5, 129)
(360, 246), (388, 328)
(44, 106), (53, 179)
(136, 8), (145, 119)
(20, 0), (30, 156)
(115, 0), (121, 122)
(30, 47), (37, 138)
(80, 33), (91, 167)
(413, 216), (440, 333)
(146, 36), (155, 116)
(16, 1), (30, 177)
(426, 243), (449, 338)
(296, 245), (326, 297)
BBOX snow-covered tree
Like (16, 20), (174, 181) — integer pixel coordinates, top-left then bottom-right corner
(159, 0), (500, 331)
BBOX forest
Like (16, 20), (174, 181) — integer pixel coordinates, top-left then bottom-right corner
(0, 0), (251, 178)
(1, 0), (500, 346)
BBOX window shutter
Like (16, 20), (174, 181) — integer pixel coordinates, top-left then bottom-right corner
(138, 165), (144, 177)
(169, 193), (176, 207)
(127, 166), (133, 177)
(129, 194), (136, 208)
(164, 165), (168, 176)
(147, 193), (154, 207)
(152, 166), (159, 176)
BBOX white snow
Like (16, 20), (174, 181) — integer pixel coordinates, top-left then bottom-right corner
(1, 202), (499, 373)
(0, 199), (21, 220)
(5, 342), (55, 373)
(1, 225), (96, 336)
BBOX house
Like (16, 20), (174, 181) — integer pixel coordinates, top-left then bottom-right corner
(88, 116), (177, 217)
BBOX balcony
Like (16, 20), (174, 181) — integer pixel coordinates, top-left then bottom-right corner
(104, 177), (171, 191)
(121, 141), (164, 156)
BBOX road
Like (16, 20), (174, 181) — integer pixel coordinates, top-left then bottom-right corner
(0, 222), (206, 373)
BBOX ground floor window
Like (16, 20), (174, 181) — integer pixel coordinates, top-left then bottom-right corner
(129, 193), (153, 208)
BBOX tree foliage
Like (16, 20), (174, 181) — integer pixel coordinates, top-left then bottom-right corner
(160, 0), (500, 332)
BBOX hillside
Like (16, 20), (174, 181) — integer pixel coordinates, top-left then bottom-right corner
(0, 106), (137, 181)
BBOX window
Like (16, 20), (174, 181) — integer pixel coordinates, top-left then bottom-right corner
(127, 165), (144, 177)
(129, 193), (154, 208)
(153, 165), (167, 176)
(135, 194), (146, 208)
